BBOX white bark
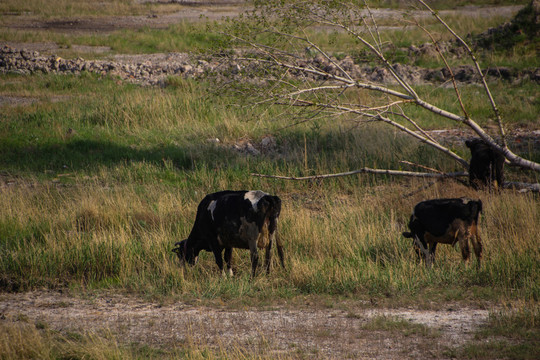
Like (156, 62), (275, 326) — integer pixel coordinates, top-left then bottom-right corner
(252, 168), (467, 181)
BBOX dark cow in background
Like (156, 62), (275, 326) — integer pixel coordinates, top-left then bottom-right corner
(465, 138), (505, 190)
(402, 198), (483, 267)
(173, 190), (284, 277)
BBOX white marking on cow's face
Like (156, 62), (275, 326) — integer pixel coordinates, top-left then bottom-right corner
(207, 200), (217, 220)
(461, 198), (471, 204)
(244, 190), (268, 211)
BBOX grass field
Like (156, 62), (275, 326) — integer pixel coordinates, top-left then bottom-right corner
(1, 0), (539, 358)
(1, 71), (538, 301)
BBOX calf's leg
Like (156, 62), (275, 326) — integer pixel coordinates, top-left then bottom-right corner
(459, 235), (471, 262)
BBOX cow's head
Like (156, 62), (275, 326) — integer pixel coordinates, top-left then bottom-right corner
(172, 239), (198, 265)
(258, 195), (281, 217)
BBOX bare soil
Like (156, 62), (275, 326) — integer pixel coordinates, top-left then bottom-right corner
(2, 4), (522, 35)
(3, 2), (248, 34)
(0, 290), (490, 359)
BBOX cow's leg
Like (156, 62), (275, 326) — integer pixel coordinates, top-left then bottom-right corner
(276, 234), (285, 269)
(212, 248), (225, 274)
(224, 248), (234, 276)
(269, 218), (285, 269)
(428, 242), (437, 266)
(470, 225), (483, 269)
(265, 217), (280, 274)
(264, 238), (273, 274)
(249, 239), (259, 278)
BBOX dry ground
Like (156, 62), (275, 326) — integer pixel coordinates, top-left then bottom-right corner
(0, 290), (490, 359)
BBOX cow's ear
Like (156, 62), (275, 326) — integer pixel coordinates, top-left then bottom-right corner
(465, 140), (472, 148)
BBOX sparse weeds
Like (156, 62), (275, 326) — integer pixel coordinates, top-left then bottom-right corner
(456, 305), (540, 360)
(362, 315), (440, 338)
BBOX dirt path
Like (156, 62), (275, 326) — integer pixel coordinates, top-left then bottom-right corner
(0, 291), (489, 359)
(2, 4), (523, 35)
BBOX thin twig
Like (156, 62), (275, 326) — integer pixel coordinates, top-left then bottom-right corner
(412, 18), (469, 119)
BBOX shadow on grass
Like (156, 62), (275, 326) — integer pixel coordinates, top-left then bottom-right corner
(0, 126), (404, 176)
(0, 139), (197, 173)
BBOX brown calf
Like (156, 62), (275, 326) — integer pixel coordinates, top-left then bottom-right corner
(403, 198), (483, 267)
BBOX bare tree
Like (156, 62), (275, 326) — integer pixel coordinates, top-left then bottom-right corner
(223, 0), (540, 185)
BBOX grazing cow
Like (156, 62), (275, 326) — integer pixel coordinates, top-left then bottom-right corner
(172, 190), (284, 277)
(402, 198), (483, 267)
(465, 138), (504, 190)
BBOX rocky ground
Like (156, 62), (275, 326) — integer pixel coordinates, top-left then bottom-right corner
(1, 44), (539, 88)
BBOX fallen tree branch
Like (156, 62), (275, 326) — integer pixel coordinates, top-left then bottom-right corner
(252, 168), (467, 180)
(502, 182), (540, 193)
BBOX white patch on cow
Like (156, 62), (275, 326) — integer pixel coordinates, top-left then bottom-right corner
(460, 197), (471, 204)
(244, 190), (268, 211)
(207, 200), (217, 220)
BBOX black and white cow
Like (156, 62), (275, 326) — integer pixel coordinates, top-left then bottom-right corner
(402, 198), (483, 267)
(465, 138), (505, 190)
(172, 190), (284, 277)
